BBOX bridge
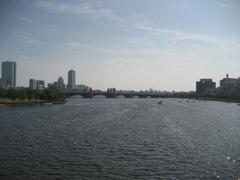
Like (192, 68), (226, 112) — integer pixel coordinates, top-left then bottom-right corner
(66, 88), (166, 98)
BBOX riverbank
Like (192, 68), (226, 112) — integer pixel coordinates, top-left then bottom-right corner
(0, 89), (67, 107)
(195, 97), (240, 103)
(0, 98), (66, 107)
(169, 96), (240, 104)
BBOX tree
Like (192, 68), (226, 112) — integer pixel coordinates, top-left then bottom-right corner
(6, 89), (18, 102)
(27, 89), (36, 101)
(18, 89), (27, 102)
(0, 89), (7, 98)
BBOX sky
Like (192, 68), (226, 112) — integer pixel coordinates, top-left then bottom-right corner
(0, 0), (240, 91)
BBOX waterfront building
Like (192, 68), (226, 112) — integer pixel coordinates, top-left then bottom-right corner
(108, 88), (116, 94)
(107, 88), (117, 98)
(57, 77), (65, 90)
(220, 74), (237, 88)
(196, 79), (216, 95)
(53, 81), (58, 88)
(1, 61), (17, 88)
(67, 70), (76, 89)
(47, 83), (54, 89)
(76, 84), (91, 93)
(37, 80), (45, 90)
(0, 78), (2, 88)
(29, 79), (45, 90)
(48, 77), (65, 91)
(218, 74), (240, 97)
(29, 79), (37, 90)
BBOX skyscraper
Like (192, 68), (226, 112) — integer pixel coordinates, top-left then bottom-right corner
(1, 61), (17, 88)
(67, 70), (76, 89)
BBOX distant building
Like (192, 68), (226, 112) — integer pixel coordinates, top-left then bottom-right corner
(76, 84), (90, 92)
(220, 74), (237, 88)
(48, 77), (65, 91)
(57, 77), (65, 90)
(108, 88), (116, 93)
(37, 80), (45, 90)
(196, 79), (216, 95)
(47, 83), (54, 89)
(53, 81), (58, 88)
(29, 79), (37, 90)
(29, 79), (45, 90)
(67, 70), (76, 89)
(218, 74), (239, 97)
(1, 61), (17, 88)
(0, 78), (2, 88)
(107, 88), (117, 98)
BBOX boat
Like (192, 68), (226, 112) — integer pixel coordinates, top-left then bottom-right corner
(44, 102), (53, 105)
(158, 100), (163, 104)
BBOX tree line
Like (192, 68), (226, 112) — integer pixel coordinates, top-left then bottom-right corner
(0, 88), (66, 102)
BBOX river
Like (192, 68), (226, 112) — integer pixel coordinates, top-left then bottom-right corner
(0, 98), (240, 179)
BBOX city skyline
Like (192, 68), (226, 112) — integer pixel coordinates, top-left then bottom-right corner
(1, 60), (238, 94)
(0, 0), (240, 91)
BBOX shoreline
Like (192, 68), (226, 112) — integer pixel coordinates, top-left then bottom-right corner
(0, 100), (66, 107)
(166, 96), (240, 104)
(1, 97), (240, 107)
(193, 98), (240, 104)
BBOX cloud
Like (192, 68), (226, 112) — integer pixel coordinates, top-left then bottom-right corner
(219, 2), (232, 9)
(33, 0), (228, 47)
(13, 31), (42, 45)
(66, 41), (119, 54)
(35, 1), (111, 18)
(13, 31), (58, 47)
(7, 10), (32, 23)
(132, 24), (229, 45)
(14, 15), (31, 22)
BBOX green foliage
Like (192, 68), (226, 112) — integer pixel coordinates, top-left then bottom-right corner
(0, 88), (66, 102)
(27, 89), (36, 101)
(6, 89), (18, 101)
(0, 88), (7, 98)
(18, 89), (27, 101)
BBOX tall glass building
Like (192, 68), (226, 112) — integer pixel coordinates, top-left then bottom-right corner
(67, 70), (76, 89)
(1, 61), (17, 88)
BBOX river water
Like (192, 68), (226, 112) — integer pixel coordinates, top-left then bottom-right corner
(0, 98), (240, 179)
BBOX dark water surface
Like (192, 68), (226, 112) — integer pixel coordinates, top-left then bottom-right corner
(0, 98), (240, 179)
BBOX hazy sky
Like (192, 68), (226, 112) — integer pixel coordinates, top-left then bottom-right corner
(0, 0), (240, 91)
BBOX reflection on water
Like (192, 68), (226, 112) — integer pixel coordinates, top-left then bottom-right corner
(0, 98), (240, 179)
